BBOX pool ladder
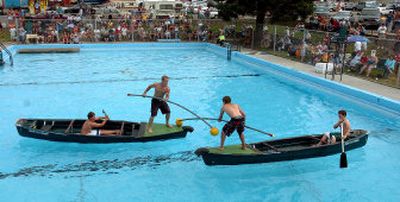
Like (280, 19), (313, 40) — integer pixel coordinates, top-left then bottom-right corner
(0, 42), (13, 66)
(226, 43), (232, 61)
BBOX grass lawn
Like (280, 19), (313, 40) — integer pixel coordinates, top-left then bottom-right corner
(0, 29), (11, 42)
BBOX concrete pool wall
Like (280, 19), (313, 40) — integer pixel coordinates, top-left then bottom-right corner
(4, 42), (400, 114)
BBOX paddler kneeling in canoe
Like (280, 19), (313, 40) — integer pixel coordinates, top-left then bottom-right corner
(218, 96), (247, 151)
(81, 112), (121, 136)
(316, 110), (351, 146)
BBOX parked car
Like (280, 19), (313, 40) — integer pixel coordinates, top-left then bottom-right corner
(314, 6), (332, 17)
(332, 11), (352, 21)
(355, 8), (382, 28)
(353, 1), (378, 11)
(344, 2), (357, 10)
(378, 5), (393, 16)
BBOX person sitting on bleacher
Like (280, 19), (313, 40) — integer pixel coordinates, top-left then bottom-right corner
(384, 56), (396, 78)
(359, 51), (378, 77)
(349, 51), (363, 70)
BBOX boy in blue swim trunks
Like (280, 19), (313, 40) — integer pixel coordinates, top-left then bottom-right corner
(218, 96), (247, 151)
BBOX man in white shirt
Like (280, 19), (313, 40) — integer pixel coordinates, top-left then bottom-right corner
(377, 24), (387, 49)
(354, 41), (362, 53)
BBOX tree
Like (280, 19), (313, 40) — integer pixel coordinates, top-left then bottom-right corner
(217, 0), (314, 49)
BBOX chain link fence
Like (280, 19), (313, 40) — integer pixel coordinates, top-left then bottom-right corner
(1, 17), (399, 87)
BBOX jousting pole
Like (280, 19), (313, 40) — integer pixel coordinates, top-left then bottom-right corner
(181, 117), (274, 137)
(127, 93), (219, 136)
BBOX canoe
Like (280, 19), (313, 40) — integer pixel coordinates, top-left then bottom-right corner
(195, 129), (368, 166)
(16, 118), (194, 143)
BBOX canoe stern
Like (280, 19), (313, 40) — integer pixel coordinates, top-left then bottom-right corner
(182, 126), (194, 133)
(195, 147), (210, 156)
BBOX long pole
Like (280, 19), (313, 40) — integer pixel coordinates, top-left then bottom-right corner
(127, 93), (213, 128)
(181, 117), (274, 137)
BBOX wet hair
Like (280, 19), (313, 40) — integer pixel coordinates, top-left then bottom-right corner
(87, 112), (95, 119)
(161, 75), (169, 81)
(222, 96), (231, 104)
(338, 110), (347, 117)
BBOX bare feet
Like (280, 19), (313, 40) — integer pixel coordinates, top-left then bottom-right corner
(147, 127), (153, 134)
(166, 124), (173, 128)
(218, 147), (224, 151)
(241, 146), (246, 150)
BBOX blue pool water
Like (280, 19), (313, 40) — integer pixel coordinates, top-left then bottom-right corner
(0, 43), (399, 201)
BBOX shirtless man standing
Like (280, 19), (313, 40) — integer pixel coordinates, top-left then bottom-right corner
(142, 75), (172, 133)
(318, 110), (351, 145)
(218, 96), (246, 150)
(80, 112), (120, 136)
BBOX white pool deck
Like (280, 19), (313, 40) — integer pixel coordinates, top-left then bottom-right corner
(242, 50), (400, 102)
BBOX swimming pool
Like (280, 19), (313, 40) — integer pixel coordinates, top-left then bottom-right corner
(0, 43), (399, 201)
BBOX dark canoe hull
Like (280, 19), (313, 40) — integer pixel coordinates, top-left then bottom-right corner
(195, 130), (368, 166)
(16, 119), (194, 144)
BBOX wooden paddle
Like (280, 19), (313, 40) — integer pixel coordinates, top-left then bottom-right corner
(102, 109), (109, 120)
(340, 123), (348, 168)
(181, 117), (274, 137)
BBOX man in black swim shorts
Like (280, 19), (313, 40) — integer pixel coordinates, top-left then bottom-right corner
(142, 75), (172, 133)
(218, 96), (247, 150)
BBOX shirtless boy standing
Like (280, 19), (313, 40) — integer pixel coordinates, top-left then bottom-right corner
(218, 96), (246, 150)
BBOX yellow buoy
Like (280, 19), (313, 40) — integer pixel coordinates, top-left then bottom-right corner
(175, 118), (183, 127)
(210, 127), (219, 136)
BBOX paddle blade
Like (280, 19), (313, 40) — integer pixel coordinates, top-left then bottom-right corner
(340, 152), (348, 168)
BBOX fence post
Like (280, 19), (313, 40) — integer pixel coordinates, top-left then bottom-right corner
(251, 28), (254, 50)
(134, 17), (136, 42)
(15, 18), (19, 43)
(340, 42), (346, 81)
(273, 25), (276, 53)
(397, 67), (400, 87)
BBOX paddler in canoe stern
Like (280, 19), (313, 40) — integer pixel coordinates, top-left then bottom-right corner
(142, 75), (172, 134)
(81, 112), (121, 136)
(218, 96), (247, 151)
(317, 110), (351, 146)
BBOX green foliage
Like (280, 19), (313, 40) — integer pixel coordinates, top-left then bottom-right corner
(0, 29), (11, 42)
(217, 0), (314, 22)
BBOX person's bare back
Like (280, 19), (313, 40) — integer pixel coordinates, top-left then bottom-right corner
(222, 103), (244, 118)
(80, 120), (93, 135)
(218, 96), (247, 151)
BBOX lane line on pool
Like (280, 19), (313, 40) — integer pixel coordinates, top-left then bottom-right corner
(0, 74), (263, 87)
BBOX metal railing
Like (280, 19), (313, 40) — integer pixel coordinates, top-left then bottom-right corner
(0, 42), (13, 66)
